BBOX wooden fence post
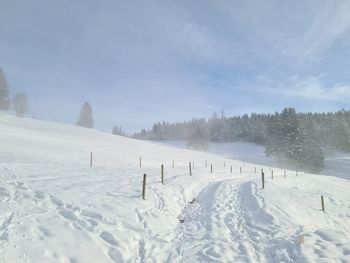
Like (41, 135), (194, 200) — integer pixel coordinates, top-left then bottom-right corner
(142, 174), (147, 200)
(296, 170), (298, 177)
(321, 195), (325, 212)
(240, 167), (242, 174)
(139, 157), (142, 168)
(90, 152), (93, 167)
(254, 167), (256, 174)
(161, 164), (164, 185)
(261, 169), (265, 189)
(271, 170), (274, 180)
(211, 164), (213, 173)
(230, 165), (232, 174)
(189, 162), (192, 176)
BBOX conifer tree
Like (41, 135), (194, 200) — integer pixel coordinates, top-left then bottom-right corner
(0, 67), (10, 111)
(13, 93), (29, 117)
(112, 125), (126, 136)
(187, 119), (209, 150)
(76, 102), (94, 128)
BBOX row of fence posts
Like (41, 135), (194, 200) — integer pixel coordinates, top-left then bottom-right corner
(260, 167), (325, 212)
(140, 157), (326, 212)
(89, 153), (326, 213)
(259, 168), (301, 188)
(90, 154), (306, 181)
(140, 156), (299, 200)
(259, 168), (300, 184)
(139, 159), (258, 201)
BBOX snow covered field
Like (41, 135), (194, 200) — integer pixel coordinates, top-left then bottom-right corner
(154, 141), (279, 167)
(1, 113), (350, 263)
(157, 140), (350, 181)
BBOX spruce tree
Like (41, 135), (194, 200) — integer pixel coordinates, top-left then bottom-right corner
(298, 125), (324, 172)
(76, 102), (94, 128)
(0, 67), (10, 111)
(13, 93), (29, 117)
(187, 119), (209, 150)
(333, 112), (350, 152)
(112, 125), (126, 136)
(280, 108), (302, 161)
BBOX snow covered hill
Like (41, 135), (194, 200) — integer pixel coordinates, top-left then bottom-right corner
(157, 140), (350, 181)
(0, 113), (350, 263)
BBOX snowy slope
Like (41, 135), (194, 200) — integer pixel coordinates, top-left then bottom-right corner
(0, 113), (350, 263)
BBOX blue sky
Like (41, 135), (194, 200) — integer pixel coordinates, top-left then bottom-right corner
(1, 0), (350, 132)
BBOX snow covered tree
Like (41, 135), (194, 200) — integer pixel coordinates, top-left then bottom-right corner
(131, 108), (349, 170)
(76, 102), (94, 128)
(281, 108), (303, 160)
(12, 93), (29, 117)
(112, 125), (126, 136)
(298, 126), (324, 172)
(187, 119), (209, 150)
(208, 112), (225, 142)
(332, 111), (350, 152)
(266, 108), (324, 171)
(266, 108), (302, 160)
(0, 67), (10, 111)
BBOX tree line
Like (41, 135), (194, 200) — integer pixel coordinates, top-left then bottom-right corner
(0, 67), (29, 117)
(132, 108), (350, 172)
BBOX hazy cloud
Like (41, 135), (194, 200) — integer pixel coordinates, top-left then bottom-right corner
(1, 0), (350, 131)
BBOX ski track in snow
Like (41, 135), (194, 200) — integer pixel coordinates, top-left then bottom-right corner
(167, 179), (302, 263)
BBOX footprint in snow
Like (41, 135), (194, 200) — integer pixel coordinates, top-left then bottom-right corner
(50, 196), (64, 207)
(0, 187), (11, 202)
(100, 231), (119, 247)
(38, 226), (52, 238)
(58, 209), (78, 221)
(34, 190), (45, 199)
(108, 247), (124, 263)
(99, 232), (124, 263)
(82, 209), (103, 220)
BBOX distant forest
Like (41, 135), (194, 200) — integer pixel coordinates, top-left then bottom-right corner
(132, 108), (350, 172)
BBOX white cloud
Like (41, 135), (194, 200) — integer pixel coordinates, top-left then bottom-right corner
(291, 1), (350, 65)
(254, 75), (350, 101)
